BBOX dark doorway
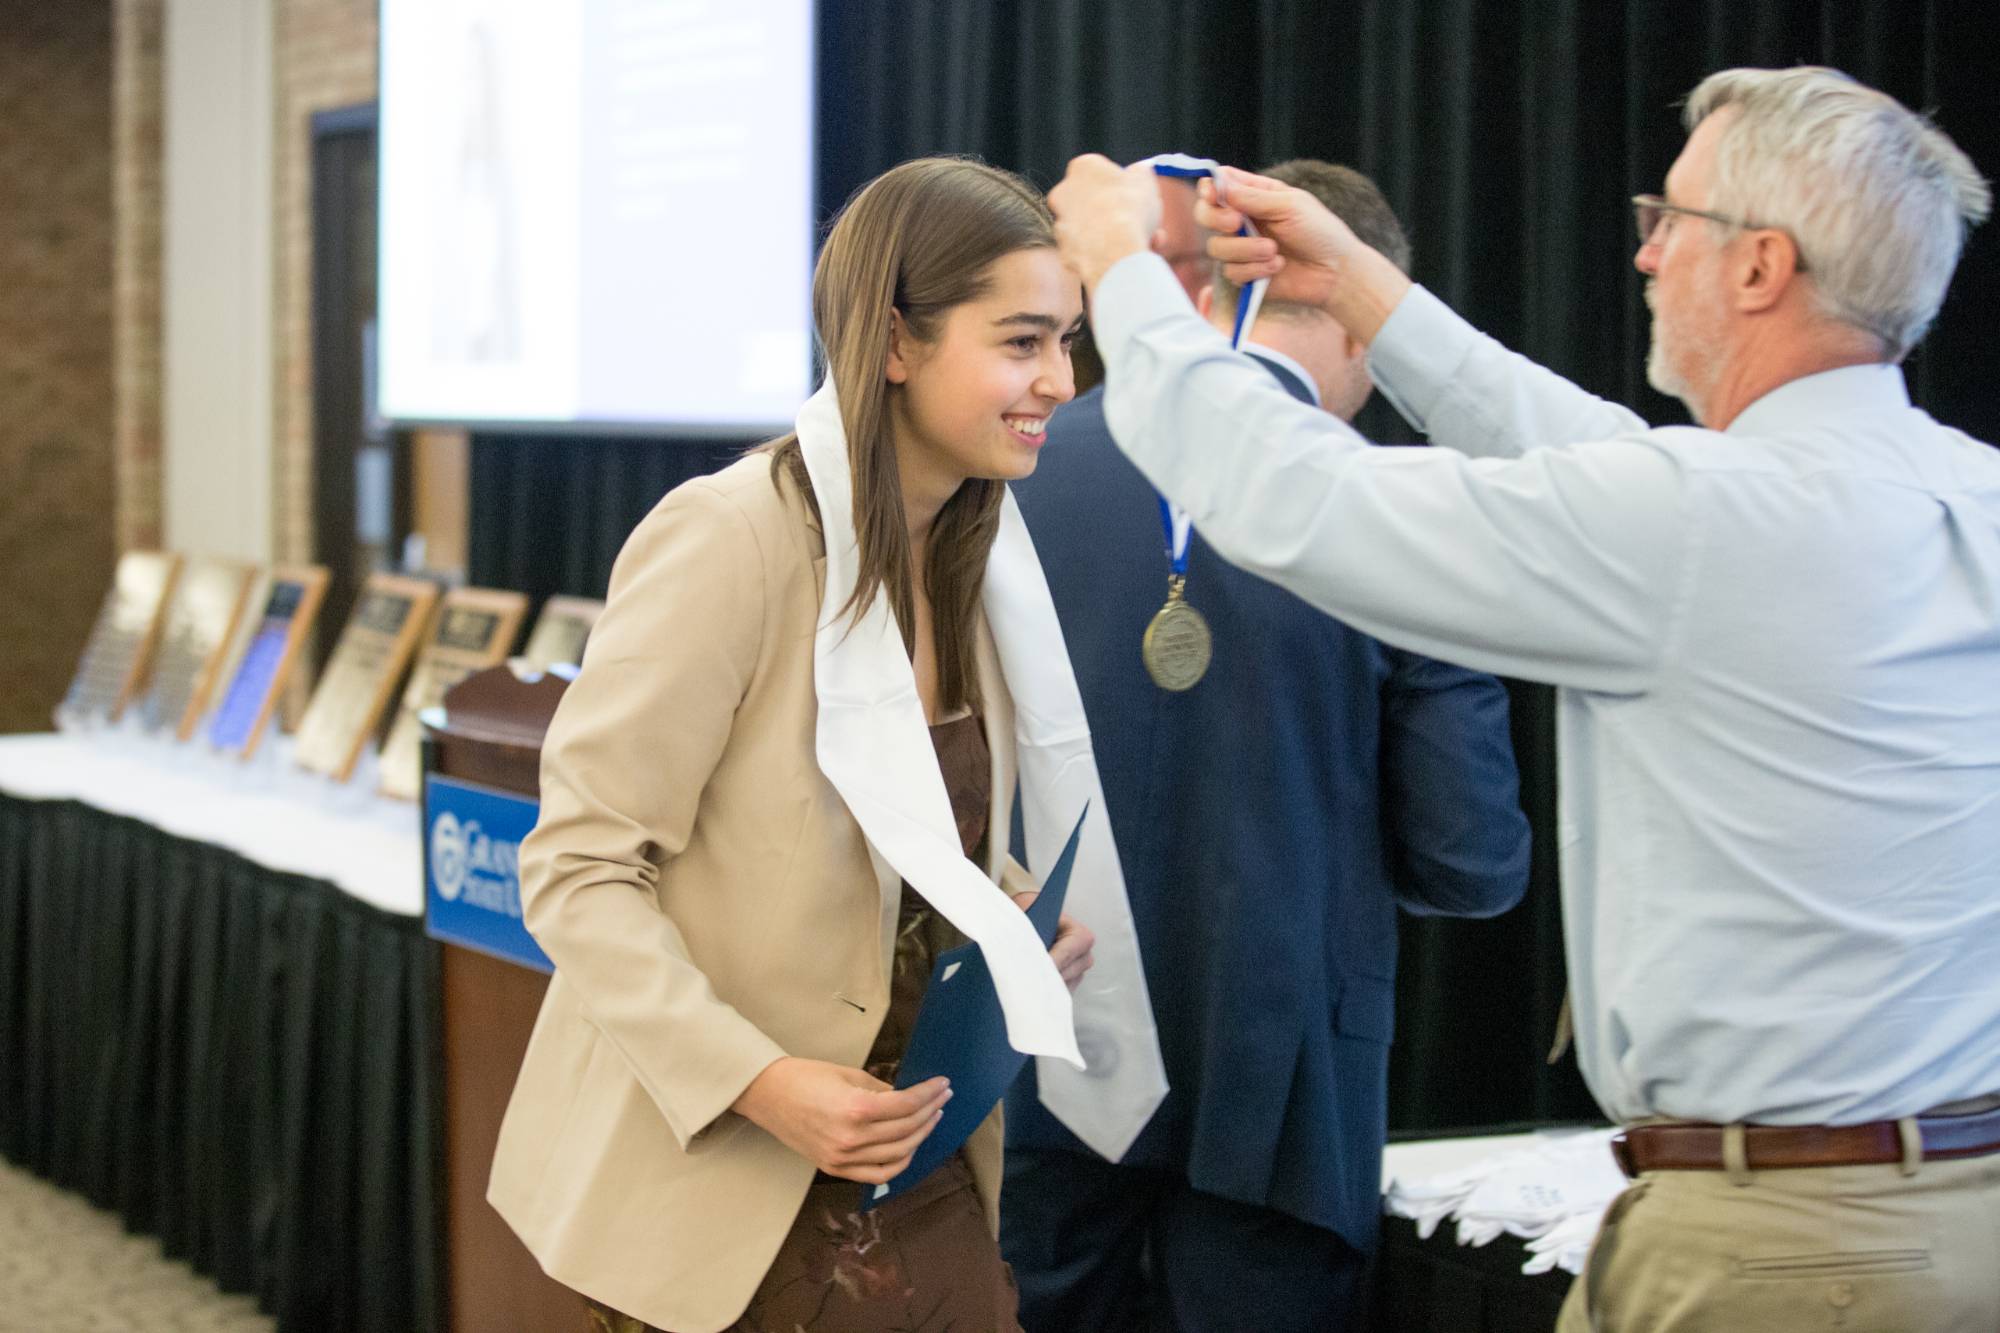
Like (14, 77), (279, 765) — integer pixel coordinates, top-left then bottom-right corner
(309, 103), (402, 665)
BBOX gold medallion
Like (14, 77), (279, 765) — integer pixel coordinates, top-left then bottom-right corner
(1141, 576), (1212, 691)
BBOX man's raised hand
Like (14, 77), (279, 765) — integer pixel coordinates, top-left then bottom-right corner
(1049, 154), (1166, 294)
(1197, 167), (1411, 344)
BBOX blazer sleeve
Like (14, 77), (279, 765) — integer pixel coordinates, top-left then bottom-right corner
(1378, 648), (1532, 918)
(517, 478), (789, 1150)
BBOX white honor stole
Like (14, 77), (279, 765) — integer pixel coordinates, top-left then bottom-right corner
(796, 381), (1168, 1161)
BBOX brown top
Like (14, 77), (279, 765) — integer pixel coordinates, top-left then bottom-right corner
(862, 711), (991, 1084)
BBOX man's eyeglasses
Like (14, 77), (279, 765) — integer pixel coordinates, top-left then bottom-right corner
(1631, 194), (1809, 271)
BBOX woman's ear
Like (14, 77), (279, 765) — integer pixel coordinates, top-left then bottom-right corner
(885, 307), (912, 385)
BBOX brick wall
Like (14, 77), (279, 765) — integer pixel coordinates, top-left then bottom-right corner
(273, 0), (378, 566)
(2, 0), (381, 732)
(112, 0), (162, 554)
(0, 3), (117, 733)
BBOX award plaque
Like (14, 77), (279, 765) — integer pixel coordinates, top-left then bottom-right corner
(519, 594), (604, 671)
(294, 573), (440, 782)
(206, 566), (330, 759)
(206, 566), (272, 714)
(134, 557), (256, 739)
(377, 586), (529, 800)
(58, 550), (183, 724)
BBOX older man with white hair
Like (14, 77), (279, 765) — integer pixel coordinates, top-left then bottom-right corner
(1046, 66), (2000, 1331)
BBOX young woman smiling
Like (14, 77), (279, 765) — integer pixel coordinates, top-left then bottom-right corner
(487, 158), (1120, 1333)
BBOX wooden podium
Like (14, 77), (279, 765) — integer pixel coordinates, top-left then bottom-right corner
(421, 665), (588, 1333)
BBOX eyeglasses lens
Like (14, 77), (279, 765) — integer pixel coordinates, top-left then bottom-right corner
(1635, 199), (1662, 243)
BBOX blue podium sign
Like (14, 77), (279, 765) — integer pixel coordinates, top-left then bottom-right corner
(423, 774), (552, 973)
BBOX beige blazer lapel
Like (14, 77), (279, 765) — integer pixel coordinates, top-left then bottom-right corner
(807, 543), (907, 993)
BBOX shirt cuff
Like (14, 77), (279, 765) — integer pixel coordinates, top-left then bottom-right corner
(1090, 251), (1196, 364)
(1367, 284), (1480, 434)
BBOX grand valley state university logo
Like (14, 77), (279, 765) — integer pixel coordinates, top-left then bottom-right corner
(423, 776), (550, 971)
(430, 810), (469, 902)
(428, 806), (525, 916)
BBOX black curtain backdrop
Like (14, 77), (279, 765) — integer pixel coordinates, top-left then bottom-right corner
(0, 795), (443, 1333)
(471, 2), (1999, 1133)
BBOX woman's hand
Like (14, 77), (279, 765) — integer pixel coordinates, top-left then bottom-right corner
(730, 1058), (951, 1184)
(1011, 891), (1097, 991)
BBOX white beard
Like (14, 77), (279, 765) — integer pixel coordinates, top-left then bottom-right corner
(1645, 314), (1689, 402)
(1645, 294), (1722, 423)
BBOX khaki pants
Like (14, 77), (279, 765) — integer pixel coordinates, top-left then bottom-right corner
(1555, 1152), (2000, 1332)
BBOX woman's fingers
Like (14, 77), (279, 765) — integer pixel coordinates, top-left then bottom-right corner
(830, 1150), (920, 1186)
(847, 1081), (952, 1147)
(839, 1106), (946, 1171)
(1049, 915), (1096, 990)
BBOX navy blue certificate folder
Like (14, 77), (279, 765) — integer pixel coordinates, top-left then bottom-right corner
(860, 805), (1087, 1211)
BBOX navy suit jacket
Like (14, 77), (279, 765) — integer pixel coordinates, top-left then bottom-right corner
(1005, 358), (1531, 1255)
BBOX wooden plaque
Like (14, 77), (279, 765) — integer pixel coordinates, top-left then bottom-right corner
(377, 586), (529, 800)
(59, 550), (183, 724)
(206, 566), (330, 759)
(135, 557), (256, 739)
(294, 573), (440, 782)
(519, 595), (604, 672)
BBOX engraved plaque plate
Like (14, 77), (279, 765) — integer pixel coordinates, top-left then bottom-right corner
(520, 595), (604, 671)
(59, 551), (183, 724)
(135, 558), (256, 739)
(294, 573), (440, 782)
(378, 586), (529, 800)
(207, 566), (330, 759)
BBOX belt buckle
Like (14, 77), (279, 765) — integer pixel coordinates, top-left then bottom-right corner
(1609, 1130), (1637, 1178)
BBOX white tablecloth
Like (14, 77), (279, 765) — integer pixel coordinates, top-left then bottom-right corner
(1382, 1128), (1622, 1276)
(0, 728), (422, 915)
(1380, 1131), (1545, 1189)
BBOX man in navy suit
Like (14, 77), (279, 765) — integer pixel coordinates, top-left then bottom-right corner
(1002, 160), (1532, 1332)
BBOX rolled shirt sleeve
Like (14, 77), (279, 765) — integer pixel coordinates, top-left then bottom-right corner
(1091, 252), (1690, 695)
(1368, 283), (1648, 456)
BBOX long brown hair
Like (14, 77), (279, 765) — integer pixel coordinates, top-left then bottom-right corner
(763, 157), (1055, 713)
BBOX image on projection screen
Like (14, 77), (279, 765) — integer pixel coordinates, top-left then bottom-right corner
(378, 0), (814, 431)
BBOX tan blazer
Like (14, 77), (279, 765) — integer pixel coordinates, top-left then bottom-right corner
(488, 455), (1034, 1333)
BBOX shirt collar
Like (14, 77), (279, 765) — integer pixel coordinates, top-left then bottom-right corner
(1725, 362), (1910, 438)
(1241, 340), (1322, 409)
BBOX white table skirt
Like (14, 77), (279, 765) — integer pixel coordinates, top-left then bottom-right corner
(0, 727), (422, 915)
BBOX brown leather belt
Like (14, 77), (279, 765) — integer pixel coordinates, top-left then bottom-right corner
(1611, 1104), (2000, 1177)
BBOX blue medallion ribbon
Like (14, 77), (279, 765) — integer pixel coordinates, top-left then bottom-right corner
(1140, 152), (1269, 584)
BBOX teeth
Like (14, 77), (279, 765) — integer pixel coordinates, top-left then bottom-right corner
(1006, 417), (1046, 434)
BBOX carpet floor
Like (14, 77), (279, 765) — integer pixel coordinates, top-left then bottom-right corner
(0, 1156), (274, 1332)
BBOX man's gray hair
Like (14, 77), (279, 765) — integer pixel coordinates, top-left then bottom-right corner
(1685, 66), (1990, 359)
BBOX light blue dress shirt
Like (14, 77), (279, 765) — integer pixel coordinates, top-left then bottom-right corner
(1092, 250), (2000, 1127)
